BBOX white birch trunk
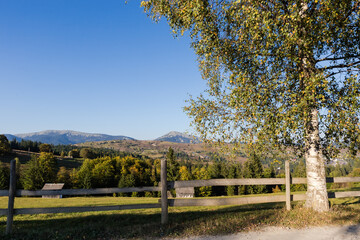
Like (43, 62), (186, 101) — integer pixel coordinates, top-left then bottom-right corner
(299, 1), (329, 212)
(304, 109), (329, 212)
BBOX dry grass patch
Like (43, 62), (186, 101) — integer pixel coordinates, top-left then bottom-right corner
(0, 197), (360, 239)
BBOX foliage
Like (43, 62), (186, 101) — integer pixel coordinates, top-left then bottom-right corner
(91, 158), (115, 187)
(80, 148), (96, 159)
(0, 135), (11, 156)
(221, 163), (239, 196)
(143, 0), (360, 157)
(292, 160), (307, 191)
(39, 143), (52, 153)
(193, 167), (212, 197)
(179, 165), (191, 181)
(10, 139), (40, 152)
(9, 143), (360, 198)
(15, 157), (22, 189)
(76, 159), (94, 189)
(272, 185), (282, 193)
(350, 168), (360, 177)
(56, 166), (71, 188)
(68, 149), (80, 158)
(22, 152), (58, 190)
(0, 163), (9, 189)
(73, 156), (155, 191)
(167, 147), (179, 181)
(142, 0), (360, 211)
(242, 152), (265, 194)
(60, 151), (66, 157)
(263, 164), (276, 192)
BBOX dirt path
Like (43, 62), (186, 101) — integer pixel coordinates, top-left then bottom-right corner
(173, 224), (360, 240)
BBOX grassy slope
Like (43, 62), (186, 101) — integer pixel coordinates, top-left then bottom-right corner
(0, 150), (84, 169)
(77, 140), (248, 163)
(1, 196), (360, 239)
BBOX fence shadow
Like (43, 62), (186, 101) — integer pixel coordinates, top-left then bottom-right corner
(0, 202), (284, 240)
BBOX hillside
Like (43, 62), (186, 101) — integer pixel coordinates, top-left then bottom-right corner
(155, 131), (200, 143)
(4, 130), (199, 145)
(77, 139), (248, 163)
(4, 134), (22, 142)
(6, 130), (135, 145)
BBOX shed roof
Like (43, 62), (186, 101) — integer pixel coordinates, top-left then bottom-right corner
(42, 183), (64, 190)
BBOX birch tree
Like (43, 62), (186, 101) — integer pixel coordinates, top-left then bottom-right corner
(142, 0), (360, 211)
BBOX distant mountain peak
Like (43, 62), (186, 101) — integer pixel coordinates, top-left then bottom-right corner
(155, 131), (200, 144)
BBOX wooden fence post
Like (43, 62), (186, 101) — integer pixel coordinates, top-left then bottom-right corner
(6, 159), (16, 235)
(285, 160), (291, 211)
(161, 159), (168, 225)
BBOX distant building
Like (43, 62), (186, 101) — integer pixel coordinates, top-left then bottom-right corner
(176, 187), (195, 198)
(42, 183), (65, 199)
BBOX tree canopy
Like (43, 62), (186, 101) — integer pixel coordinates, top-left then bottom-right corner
(143, 0), (359, 156)
(39, 143), (52, 153)
(0, 135), (11, 155)
(142, 0), (360, 211)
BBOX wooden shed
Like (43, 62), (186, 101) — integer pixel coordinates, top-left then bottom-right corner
(176, 187), (194, 198)
(42, 183), (65, 199)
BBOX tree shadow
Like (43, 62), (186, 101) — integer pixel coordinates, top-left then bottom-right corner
(330, 202), (360, 223)
(0, 202), (285, 240)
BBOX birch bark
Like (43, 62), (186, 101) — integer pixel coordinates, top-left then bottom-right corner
(304, 109), (329, 211)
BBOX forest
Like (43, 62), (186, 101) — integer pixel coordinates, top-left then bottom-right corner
(0, 135), (359, 197)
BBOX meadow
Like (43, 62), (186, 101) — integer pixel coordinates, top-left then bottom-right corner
(1, 195), (360, 240)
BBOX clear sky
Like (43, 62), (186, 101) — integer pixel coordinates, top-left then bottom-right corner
(0, 0), (206, 140)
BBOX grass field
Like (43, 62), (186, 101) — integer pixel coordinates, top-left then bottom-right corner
(1, 195), (360, 240)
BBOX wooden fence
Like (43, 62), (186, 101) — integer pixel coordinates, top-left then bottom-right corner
(2, 159), (360, 235)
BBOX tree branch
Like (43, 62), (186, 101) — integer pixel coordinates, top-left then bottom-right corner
(325, 70), (349, 78)
(319, 60), (360, 71)
(317, 55), (360, 62)
(339, 1), (360, 24)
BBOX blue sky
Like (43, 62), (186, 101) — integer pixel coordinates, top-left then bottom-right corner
(0, 0), (206, 140)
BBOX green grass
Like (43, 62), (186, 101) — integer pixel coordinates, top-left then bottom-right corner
(0, 196), (158, 209)
(1, 196), (360, 239)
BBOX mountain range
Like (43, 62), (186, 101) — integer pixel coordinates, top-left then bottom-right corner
(4, 130), (198, 145)
(155, 131), (200, 143)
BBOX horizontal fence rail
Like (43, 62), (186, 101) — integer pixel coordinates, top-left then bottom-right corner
(167, 194), (308, 207)
(168, 178), (286, 188)
(1, 159), (168, 235)
(166, 191), (360, 208)
(2, 159), (360, 235)
(1, 177), (359, 197)
(168, 177), (360, 188)
(0, 186), (160, 197)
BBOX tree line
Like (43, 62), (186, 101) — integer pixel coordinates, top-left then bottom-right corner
(8, 138), (145, 159)
(1, 138), (358, 197)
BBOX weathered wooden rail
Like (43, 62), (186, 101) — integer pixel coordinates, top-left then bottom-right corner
(2, 159), (360, 235)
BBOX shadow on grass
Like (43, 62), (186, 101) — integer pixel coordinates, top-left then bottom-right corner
(331, 205), (360, 223)
(0, 202), (285, 240)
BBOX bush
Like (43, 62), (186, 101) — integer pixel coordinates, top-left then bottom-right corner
(80, 148), (96, 159)
(68, 149), (80, 158)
